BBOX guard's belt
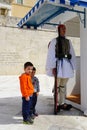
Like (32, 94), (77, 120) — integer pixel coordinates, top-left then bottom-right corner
(58, 53), (72, 60)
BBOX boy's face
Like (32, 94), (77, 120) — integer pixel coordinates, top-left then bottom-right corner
(32, 70), (36, 77)
(24, 66), (33, 75)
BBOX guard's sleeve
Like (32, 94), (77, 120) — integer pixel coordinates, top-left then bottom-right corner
(69, 40), (76, 70)
(46, 38), (57, 69)
(46, 38), (57, 76)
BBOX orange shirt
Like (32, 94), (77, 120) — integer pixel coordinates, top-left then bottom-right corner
(19, 73), (34, 98)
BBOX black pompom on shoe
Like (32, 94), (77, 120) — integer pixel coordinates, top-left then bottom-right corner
(60, 103), (72, 110)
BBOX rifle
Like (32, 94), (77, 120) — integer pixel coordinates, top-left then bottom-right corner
(54, 59), (58, 115)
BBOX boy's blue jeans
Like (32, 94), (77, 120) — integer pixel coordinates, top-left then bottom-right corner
(22, 96), (33, 121)
(32, 93), (37, 114)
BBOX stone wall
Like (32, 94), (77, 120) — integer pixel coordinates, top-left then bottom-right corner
(0, 15), (19, 27)
(0, 16), (80, 75)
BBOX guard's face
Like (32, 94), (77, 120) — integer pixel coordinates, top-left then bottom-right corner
(59, 26), (66, 37)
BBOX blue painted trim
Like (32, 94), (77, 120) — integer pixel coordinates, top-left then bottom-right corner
(17, 0), (87, 28)
(60, 0), (65, 4)
(37, 8), (67, 27)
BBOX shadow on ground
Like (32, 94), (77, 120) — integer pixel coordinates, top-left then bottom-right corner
(0, 94), (83, 125)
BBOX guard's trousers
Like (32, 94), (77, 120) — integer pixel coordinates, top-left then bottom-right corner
(57, 78), (69, 105)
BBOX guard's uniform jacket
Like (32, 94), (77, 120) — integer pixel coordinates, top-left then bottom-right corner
(55, 36), (71, 60)
(46, 37), (76, 78)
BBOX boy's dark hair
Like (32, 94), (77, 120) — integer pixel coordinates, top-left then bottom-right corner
(33, 67), (36, 71)
(24, 62), (33, 69)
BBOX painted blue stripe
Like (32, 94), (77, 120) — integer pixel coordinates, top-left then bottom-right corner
(37, 2), (39, 8)
(60, 0), (65, 4)
(78, 0), (87, 7)
(41, 0), (44, 4)
(69, 0), (87, 6)
(50, 0), (55, 1)
(70, 0), (78, 5)
(60, 0), (87, 6)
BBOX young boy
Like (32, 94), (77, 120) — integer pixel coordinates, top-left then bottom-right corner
(19, 62), (34, 124)
(31, 67), (40, 116)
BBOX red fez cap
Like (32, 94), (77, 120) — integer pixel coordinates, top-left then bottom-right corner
(58, 24), (66, 31)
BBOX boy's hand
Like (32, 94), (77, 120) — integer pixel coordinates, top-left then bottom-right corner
(25, 96), (30, 101)
(36, 92), (39, 96)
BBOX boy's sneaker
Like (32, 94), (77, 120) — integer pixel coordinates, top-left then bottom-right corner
(23, 121), (30, 125)
(33, 112), (38, 117)
(28, 117), (34, 124)
(23, 119), (33, 125)
(30, 114), (35, 120)
(60, 103), (72, 110)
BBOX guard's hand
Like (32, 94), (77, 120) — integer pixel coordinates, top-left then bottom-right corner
(67, 54), (72, 59)
(52, 68), (56, 76)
